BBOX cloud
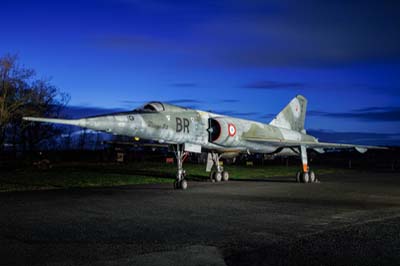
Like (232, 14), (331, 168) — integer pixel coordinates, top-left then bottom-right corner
(219, 99), (240, 103)
(351, 84), (400, 96)
(96, 35), (170, 52)
(96, 1), (400, 68)
(214, 109), (260, 117)
(261, 113), (276, 120)
(119, 99), (203, 110)
(203, 1), (400, 68)
(61, 106), (127, 118)
(308, 107), (400, 122)
(170, 82), (198, 88)
(308, 129), (400, 146)
(243, 80), (305, 90)
(120, 100), (147, 105)
(62, 100), (202, 118)
(165, 99), (203, 104)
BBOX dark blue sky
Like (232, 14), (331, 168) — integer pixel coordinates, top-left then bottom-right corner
(2, 0), (400, 145)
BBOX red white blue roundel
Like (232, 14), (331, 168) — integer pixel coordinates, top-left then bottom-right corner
(228, 123), (236, 137)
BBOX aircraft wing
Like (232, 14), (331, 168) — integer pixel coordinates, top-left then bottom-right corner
(242, 137), (387, 153)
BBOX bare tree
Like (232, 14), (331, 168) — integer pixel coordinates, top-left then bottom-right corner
(0, 54), (69, 153)
(0, 54), (32, 148)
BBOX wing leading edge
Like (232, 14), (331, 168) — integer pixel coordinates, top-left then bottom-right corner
(242, 136), (387, 153)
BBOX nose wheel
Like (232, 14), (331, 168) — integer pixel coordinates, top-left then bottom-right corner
(173, 144), (189, 190)
(174, 179), (188, 190)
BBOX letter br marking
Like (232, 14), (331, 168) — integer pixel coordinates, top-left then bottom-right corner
(176, 117), (190, 133)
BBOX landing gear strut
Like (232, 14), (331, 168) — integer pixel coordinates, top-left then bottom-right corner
(173, 144), (189, 190)
(296, 145), (318, 183)
(208, 152), (229, 182)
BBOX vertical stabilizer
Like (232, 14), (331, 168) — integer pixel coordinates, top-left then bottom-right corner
(269, 95), (307, 133)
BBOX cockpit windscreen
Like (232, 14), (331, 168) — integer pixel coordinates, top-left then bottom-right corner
(134, 102), (165, 113)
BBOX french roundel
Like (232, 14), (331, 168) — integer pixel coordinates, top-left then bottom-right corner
(228, 123), (236, 137)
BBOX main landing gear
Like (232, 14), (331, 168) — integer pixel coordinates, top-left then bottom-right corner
(296, 169), (317, 183)
(173, 144), (189, 190)
(208, 152), (229, 182)
(296, 145), (318, 183)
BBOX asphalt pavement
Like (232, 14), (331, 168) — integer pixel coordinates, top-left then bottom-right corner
(1, 171), (400, 266)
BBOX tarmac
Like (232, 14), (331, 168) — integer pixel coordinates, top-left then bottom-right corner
(1, 171), (400, 266)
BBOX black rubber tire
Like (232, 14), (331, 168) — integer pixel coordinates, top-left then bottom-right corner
(309, 171), (316, 183)
(222, 171), (229, 181)
(296, 171), (301, 183)
(173, 180), (180, 189)
(301, 172), (310, 183)
(209, 171), (215, 182)
(214, 172), (222, 182)
(180, 179), (188, 190)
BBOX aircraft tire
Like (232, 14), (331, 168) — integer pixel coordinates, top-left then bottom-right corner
(180, 180), (188, 190)
(296, 171), (301, 183)
(222, 171), (229, 181)
(214, 172), (222, 182)
(210, 171), (215, 182)
(309, 171), (316, 183)
(301, 172), (310, 183)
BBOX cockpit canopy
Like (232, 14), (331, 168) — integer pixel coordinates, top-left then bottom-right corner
(133, 101), (189, 113)
(134, 102), (165, 113)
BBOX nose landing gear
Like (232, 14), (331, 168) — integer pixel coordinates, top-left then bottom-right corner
(173, 144), (189, 190)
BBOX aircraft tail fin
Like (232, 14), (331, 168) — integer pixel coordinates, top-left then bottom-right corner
(269, 95), (307, 133)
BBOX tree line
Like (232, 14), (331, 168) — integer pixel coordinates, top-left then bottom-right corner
(0, 54), (69, 154)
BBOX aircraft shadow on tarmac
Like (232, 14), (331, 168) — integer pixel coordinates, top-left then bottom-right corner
(108, 169), (297, 184)
(100, 168), (297, 183)
(180, 175), (297, 183)
(229, 177), (296, 183)
(96, 169), (296, 183)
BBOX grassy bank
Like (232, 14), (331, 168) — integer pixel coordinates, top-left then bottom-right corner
(0, 162), (348, 192)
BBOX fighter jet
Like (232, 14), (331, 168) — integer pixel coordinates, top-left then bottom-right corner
(23, 95), (385, 190)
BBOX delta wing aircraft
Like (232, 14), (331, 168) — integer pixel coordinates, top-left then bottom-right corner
(23, 95), (385, 190)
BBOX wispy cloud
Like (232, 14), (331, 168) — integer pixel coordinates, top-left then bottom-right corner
(309, 107), (400, 122)
(170, 82), (198, 88)
(260, 113), (276, 120)
(62, 106), (127, 118)
(120, 100), (147, 105)
(351, 84), (400, 96)
(165, 99), (203, 104)
(95, 35), (171, 52)
(308, 129), (400, 146)
(243, 80), (305, 90)
(213, 109), (260, 117)
(89, 1), (400, 70)
(219, 99), (240, 103)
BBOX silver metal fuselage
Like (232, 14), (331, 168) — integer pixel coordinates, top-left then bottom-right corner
(23, 97), (385, 165)
(72, 105), (316, 154)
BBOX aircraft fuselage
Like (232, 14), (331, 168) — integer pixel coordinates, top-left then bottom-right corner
(75, 104), (316, 154)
